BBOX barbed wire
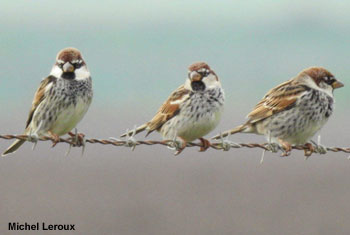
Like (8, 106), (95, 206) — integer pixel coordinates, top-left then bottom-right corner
(1, 133), (350, 158)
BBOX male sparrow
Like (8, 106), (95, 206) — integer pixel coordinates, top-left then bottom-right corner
(2, 47), (93, 156)
(121, 62), (224, 155)
(212, 67), (343, 156)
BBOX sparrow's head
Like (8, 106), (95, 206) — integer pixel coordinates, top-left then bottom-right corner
(51, 47), (90, 80)
(301, 67), (344, 93)
(186, 62), (220, 92)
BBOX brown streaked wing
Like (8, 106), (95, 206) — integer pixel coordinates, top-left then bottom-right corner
(146, 85), (191, 135)
(25, 76), (57, 129)
(247, 80), (308, 124)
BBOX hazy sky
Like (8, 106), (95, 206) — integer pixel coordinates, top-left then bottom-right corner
(1, 0), (349, 106)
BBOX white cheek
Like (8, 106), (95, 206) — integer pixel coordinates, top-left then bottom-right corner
(305, 78), (333, 97)
(49, 65), (90, 81)
(49, 66), (62, 78)
(202, 74), (221, 89)
(74, 66), (90, 81)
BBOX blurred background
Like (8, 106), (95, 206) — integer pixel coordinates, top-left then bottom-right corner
(0, 0), (349, 234)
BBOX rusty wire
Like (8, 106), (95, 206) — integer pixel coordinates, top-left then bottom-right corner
(1, 134), (350, 157)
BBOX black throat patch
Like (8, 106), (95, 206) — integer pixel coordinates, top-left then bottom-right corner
(62, 72), (75, 80)
(191, 81), (205, 91)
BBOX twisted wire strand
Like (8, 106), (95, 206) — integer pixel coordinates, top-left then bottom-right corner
(1, 134), (350, 154)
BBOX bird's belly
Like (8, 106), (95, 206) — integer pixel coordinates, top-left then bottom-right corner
(50, 98), (89, 136)
(179, 114), (221, 141)
(283, 119), (328, 144)
(159, 88), (224, 141)
(161, 108), (222, 142)
(264, 108), (329, 145)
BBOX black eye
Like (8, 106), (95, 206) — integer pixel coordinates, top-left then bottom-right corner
(199, 70), (210, 77)
(324, 76), (335, 85)
(58, 63), (64, 68)
(74, 63), (82, 69)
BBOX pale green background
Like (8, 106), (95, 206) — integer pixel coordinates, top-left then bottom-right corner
(0, 1), (349, 234)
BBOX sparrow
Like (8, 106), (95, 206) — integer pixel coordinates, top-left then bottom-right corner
(121, 62), (225, 155)
(2, 47), (93, 156)
(212, 67), (344, 156)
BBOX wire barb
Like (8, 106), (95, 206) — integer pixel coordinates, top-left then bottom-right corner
(312, 135), (327, 154)
(218, 132), (241, 151)
(120, 125), (138, 151)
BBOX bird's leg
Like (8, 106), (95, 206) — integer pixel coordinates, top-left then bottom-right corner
(304, 143), (315, 158)
(198, 138), (211, 152)
(277, 138), (292, 157)
(48, 131), (60, 148)
(168, 136), (187, 156)
(174, 137), (186, 156)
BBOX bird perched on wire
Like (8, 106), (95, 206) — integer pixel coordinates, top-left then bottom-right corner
(121, 62), (225, 155)
(2, 47), (93, 156)
(212, 67), (343, 156)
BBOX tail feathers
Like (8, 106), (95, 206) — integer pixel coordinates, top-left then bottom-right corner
(2, 139), (26, 156)
(120, 124), (148, 138)
(212, 124), (250, 140)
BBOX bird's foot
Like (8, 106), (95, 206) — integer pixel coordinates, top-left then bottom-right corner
(48, 131), (60, 148)
(199, 138), (210, 152)
(277, 139), (292, 157)
(167, 137), (186, 156)
(303, 143), (315, 158)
